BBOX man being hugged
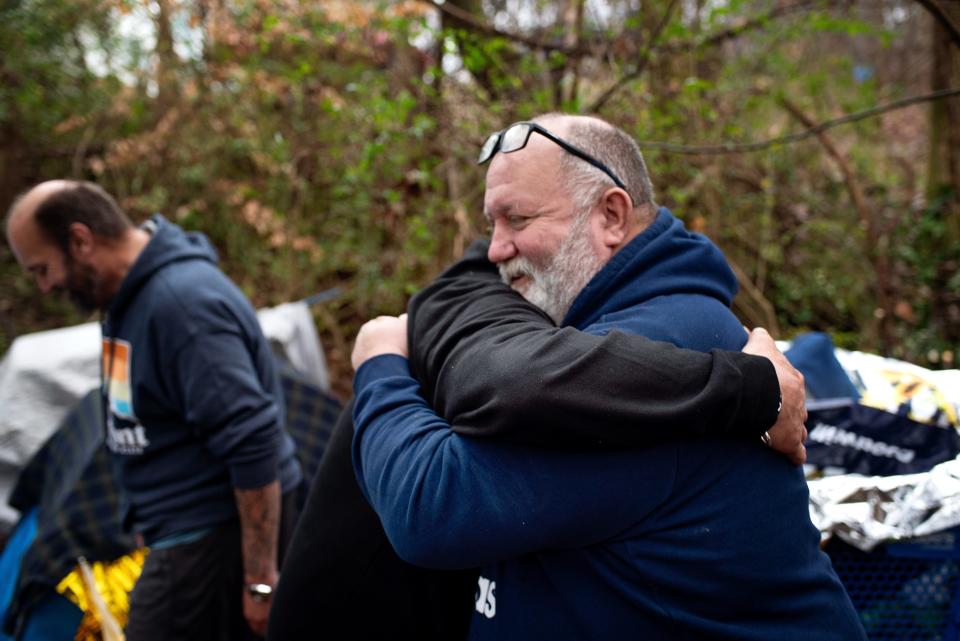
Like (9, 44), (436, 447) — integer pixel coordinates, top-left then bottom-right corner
(351, 114), (865, 640)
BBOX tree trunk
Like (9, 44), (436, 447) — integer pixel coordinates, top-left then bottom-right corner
(154, 0), (179, 115)
(0, 126), (26, 213)
(560, 0), (585, 108)
(927, 4), (960, 345)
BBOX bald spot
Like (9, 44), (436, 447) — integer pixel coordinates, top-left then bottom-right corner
(533, 113), (615, 138)
(5, 180), (75, 240)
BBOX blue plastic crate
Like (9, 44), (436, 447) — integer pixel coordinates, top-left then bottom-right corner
(826, 529), (960, 640)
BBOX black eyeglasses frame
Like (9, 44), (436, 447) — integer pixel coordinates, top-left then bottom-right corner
(477, 121), (627, 190)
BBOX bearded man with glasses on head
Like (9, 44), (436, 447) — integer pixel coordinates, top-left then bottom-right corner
(269, 114), (860, 640)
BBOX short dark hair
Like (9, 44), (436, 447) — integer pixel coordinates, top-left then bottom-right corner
(30, 181), (132, 253)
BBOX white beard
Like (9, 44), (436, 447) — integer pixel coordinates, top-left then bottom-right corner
(498, 214), (605, 324)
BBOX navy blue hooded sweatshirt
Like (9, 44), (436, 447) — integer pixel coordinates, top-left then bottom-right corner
(102, 215), (301, 543)
(352, 208), (865, 641)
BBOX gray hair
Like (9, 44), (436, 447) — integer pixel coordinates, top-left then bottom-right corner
(534, 114), (656, 220)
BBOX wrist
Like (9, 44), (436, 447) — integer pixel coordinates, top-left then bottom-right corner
(354, 343), (407, 369)
(245, 582), (274, 602)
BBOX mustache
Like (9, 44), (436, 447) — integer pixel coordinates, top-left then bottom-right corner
(498, 256), (537, 284)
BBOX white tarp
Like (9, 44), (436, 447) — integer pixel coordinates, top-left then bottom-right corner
(836, 349), (960, 428)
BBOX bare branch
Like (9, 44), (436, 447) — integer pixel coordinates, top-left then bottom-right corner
(587, 0), (681, 113)
(635, 87), (960, 154)
(419, 0), (816, 67)
(913, 0), (960, 49)
(586, 0), (816, 114)
(664, 0), (818, 53)
(420, 0), (591, 55)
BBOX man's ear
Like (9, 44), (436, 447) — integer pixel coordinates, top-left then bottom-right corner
(597, 188), (634, 248)
(67, 222), (95, 260)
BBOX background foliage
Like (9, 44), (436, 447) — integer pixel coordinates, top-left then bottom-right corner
(1, 0), (958, 395)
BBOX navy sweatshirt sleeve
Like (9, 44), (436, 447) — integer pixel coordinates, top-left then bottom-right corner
(171, 329), (282, 489)
(408, 241), (780, 446)
(352, 355), (676, 569)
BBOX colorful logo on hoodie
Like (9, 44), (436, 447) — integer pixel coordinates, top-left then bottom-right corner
(103, 338), (135, 418)
(103, 338), (149, 455)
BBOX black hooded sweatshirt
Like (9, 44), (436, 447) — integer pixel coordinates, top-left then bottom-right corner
(101, 215), (301, 543)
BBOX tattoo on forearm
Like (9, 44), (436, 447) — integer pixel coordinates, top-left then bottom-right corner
(235, 480), (281, 580)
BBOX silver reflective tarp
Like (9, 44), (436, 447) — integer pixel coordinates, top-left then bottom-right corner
(792, 342), (960, 551)
(808, 456), (960, 551)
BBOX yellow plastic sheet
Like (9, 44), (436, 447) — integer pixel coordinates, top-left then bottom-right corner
(56, 548), (148, 641)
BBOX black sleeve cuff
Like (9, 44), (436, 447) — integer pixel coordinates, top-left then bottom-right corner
(728, 351), (781, 436)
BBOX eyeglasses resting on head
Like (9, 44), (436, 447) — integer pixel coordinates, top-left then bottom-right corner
(477, 121), (627, 190)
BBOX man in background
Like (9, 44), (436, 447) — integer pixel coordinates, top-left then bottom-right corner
(6, 181), (302, 640)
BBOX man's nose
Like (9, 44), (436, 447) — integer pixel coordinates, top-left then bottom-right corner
(36, 274), (54, 294)
(487, 223), (517, 264)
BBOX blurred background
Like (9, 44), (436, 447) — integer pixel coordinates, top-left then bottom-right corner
(1, 0), (957, 394)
